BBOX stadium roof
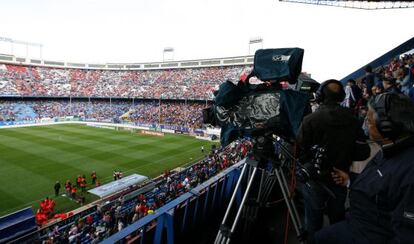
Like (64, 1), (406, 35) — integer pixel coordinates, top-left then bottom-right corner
(279, 0), (414, 9)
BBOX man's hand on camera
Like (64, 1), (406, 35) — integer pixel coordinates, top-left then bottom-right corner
(331, 167), (350, 187)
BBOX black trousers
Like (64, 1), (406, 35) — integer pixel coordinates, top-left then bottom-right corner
(299, 182), (347, 244)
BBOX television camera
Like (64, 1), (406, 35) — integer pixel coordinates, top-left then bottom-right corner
(202, 48), (331, 244)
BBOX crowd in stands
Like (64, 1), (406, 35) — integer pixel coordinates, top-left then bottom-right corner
(0, 99), (207, 128)
(39, 139), (252, 244)
(342, 53), (414, 117)
(0, 64), (245, 99)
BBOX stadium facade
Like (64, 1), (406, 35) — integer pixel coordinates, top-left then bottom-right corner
(0, 53), (253, 71)
(279, 0), (414, 10)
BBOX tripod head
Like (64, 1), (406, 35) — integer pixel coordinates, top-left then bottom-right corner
(249, 130), (297, 167)
(250, 135), (276, 169)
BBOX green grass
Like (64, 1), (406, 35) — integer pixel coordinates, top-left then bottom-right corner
(0, 124), (216, 216)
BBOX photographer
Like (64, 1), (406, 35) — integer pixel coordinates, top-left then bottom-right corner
(316, 93), (414, 244)
(297, 79), (367, 243)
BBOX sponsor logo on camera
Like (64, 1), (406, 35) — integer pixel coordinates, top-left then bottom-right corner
(272, 55), (291, 62)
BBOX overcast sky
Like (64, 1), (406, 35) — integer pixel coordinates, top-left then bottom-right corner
(0, 0), (413, 81)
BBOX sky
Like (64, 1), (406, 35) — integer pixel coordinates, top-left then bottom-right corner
(0, 0), (413, 81)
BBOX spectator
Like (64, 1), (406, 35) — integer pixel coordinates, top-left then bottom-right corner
(395, 66), (412, 95)
(382, 77), (400, 94)
(371, 84), (383, 97)
(344, 79), (362, 109)
(363, 65), (375, 96)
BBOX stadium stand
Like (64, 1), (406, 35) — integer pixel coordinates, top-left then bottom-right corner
(0, 63), (247, 129)
(2, 52), (412, 128)
(0, 64), (245, 99)
(0, 99), (208, 128)
(341, 52), (414, 117)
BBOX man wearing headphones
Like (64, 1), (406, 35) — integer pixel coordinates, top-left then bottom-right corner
(315, 93), (414, 244)
(297, 79), (367, 243)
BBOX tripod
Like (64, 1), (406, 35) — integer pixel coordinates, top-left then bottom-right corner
(214, 154), (306, 244)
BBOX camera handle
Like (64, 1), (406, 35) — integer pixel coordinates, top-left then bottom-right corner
(214, 158), (306, 244)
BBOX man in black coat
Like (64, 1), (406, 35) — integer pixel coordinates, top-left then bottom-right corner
(54, 181), (61, 196)
(297, 79), (368, 243)
(363, 65), (375, 96)
(316, 93), (414, 244)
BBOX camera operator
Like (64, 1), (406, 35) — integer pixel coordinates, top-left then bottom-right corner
(297, 79), (367, 243)
(315, 93), (414, 244)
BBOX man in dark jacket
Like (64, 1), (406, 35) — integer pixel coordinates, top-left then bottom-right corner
(297, 79), (368, 243)
(54, 181), (61, 196)
(382, 77), (401, 94)
(349, 79), (363, 107)
(316, 93), (414, 244)
(363, 65), (375, 96)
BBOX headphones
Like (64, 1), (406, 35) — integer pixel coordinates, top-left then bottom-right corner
(315, 79), (346, 104)
(371, 93), (398, 140)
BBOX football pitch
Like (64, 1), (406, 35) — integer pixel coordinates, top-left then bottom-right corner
(0, 124), (216, 216)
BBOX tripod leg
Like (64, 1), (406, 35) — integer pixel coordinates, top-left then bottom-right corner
(274, 168), (305, 243)
(261, 171), (277, 204)
(262, 179), (276, 204)
(214, 163), (248, 244)
(256, 169), (265, 202)
(279, 167), (303, 230)
(226, 167), (258, 243)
